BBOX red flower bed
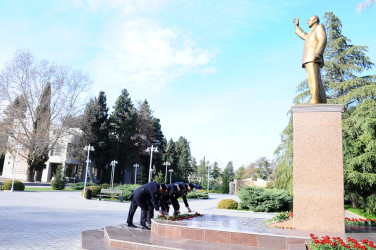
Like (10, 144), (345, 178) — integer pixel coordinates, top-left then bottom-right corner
(345, 217), (376, 227)
(160, 212), (203, 221)
(310, 234), (376, 249)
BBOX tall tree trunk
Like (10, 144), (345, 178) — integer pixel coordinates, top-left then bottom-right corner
(26, 165), (35, 182)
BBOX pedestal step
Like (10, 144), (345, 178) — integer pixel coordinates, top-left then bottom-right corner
(81, 223), (307, 250)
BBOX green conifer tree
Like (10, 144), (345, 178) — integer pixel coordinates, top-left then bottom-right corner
(109, 89), (138, 184)
(51, 164), (66, 190)
(27, 82), (51, 182)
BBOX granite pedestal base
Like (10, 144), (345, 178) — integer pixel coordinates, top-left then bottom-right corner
(82, 214), (376, 249)
(292, 104), (345, 233)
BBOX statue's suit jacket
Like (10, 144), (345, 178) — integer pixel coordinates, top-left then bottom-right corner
(295, 24), (327, 68)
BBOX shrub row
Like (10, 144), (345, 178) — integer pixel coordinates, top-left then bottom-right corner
(187, 190), (209, 199)
(1, 180), (25, 191)
(238, 186), (292, 212)
(70, 182), (98, 190)
(113, 184), (141, 200)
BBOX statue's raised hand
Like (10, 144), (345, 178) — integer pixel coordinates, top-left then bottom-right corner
(294, 17), (299, 26)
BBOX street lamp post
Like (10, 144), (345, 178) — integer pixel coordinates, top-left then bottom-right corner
(145, 145), (158, 182)
(169, 169), (174, 184)
(11, 144), (22, 192)
(110, 160), (118, 188)
(133, 163), (139, 184)
(207, 165), (210, 193)
(163, 161), (170, 183)
(83, 144), (95, 197)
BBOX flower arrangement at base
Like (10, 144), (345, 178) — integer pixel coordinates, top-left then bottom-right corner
(270, 211), (293, 222)
(310, 234), (376, 249)
(159, 212), (204, 221)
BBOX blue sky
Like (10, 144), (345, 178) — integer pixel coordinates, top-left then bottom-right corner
(0, 0), (375, 169)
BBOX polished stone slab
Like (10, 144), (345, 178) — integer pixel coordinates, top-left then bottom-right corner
(82, 214), (376, 249)
(103, 224), (259, 250)
(151, 214), (308, 249)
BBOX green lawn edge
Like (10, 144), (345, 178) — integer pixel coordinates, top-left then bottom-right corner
(345, 205), (376, 220)
(24, 187), (76, 191)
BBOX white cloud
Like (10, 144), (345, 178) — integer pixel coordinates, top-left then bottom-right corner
(89, 18), (216, 93)
(72, 0), (168, 14)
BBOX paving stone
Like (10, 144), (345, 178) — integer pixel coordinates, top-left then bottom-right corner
(0, 190), (253, 249)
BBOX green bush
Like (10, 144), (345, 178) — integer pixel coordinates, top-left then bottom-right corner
(51, 165), (66, 190)
(71, 182), (97, 190)
(82, 186), (101, 197)
(365, 194), (376, 215)
(89, 186), (101, 197)
(113, 184), (141, 200)
(217, 199), (238, 209)
(100, 183), (110, 189)
(1, 179), (25, 191)
(238, 186), (292, 212)
(153, 171), (165, 184)
(221, 179), (229, 194)
(187, 190), (209, 199)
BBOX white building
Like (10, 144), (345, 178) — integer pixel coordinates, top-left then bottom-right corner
(1, 128), (82, 183)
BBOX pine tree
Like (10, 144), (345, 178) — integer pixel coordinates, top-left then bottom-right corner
(323, 12), (375, 108)
(323, 12), (376, 209)
(254, 157), (273, 181)
(175, 136), (193, 181)
(110, 89), (138, 184)
(92, 91), (110, 183)
(27, 82), (51, 182)
(274, 115), (294, 194)
(51, 164), (66, 190)
(164, 139), (178, 183)
(211, 162), (221, 180)
(235, 165), (247, 180)
(79, 92), (110, 183)
(197, 158), (208, 188)
(220, 161), (234, 193)
(343, 99), (376, 209)
(153, 171), (165, 184)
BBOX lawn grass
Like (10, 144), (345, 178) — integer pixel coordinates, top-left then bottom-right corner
(345, 205), (376, 220)
(25, 187), (76, 191)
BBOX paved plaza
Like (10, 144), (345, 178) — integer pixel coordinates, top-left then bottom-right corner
(0, 188), (271, 250)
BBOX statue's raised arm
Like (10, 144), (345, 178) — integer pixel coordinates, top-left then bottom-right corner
(294, 15), (327, 104)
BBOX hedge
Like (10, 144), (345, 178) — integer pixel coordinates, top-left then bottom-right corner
(1, 180), (25, 191)
(187, 190), (209, 199)
(238, 186), (292, 212)
(113, 184), (141, 200)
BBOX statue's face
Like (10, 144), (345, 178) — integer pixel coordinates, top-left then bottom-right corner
(307, 16), (317, 28)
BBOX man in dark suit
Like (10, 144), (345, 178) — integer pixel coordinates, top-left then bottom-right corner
(127, 181), (166, 230)
(161, 183), (195, 215)
(294, 15), (327, 104)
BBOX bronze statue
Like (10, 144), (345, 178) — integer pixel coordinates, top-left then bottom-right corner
(294, 15), (327, 104)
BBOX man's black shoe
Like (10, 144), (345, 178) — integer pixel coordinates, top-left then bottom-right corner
(141, 225), (151, 230)
(127, 224), (137, 228)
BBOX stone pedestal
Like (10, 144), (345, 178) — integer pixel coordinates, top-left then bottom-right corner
(292, 104), (345, 233)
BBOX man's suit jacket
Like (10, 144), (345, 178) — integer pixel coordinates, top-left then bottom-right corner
(295, 24), (327, 68)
